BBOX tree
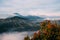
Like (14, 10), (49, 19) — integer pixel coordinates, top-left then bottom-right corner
(24, 20), (60, 40)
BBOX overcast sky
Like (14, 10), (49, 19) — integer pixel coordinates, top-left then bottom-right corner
(0, 0), (60, 18)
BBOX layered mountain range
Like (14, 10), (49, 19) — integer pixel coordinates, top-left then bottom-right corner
(0, 13), (60, 33)
(0, 13), (44, 33)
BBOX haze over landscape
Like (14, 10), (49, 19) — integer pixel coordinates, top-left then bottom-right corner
(0, 0), (60, 19)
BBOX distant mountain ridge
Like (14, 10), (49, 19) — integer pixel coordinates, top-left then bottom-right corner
(14, 13), (44, 20)
(14, 13), (60, 20)
(0, 13), (60, 20)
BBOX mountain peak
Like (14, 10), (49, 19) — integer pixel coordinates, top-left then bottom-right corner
(14, 13), (23, 16)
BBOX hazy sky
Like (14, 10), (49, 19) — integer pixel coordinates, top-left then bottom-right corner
(0, 0), (60, 18)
